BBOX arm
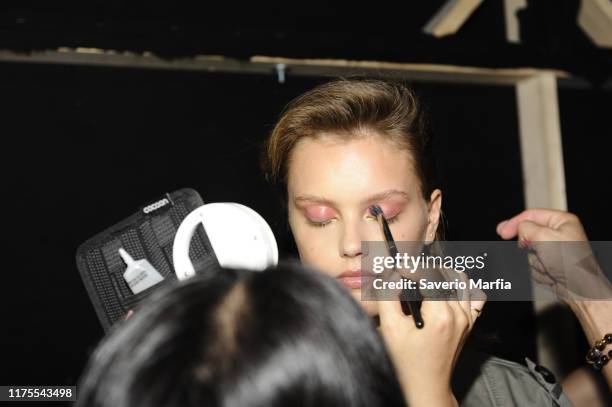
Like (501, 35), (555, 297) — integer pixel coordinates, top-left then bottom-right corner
(497, 208), (612, 389)
(569, 300), (612, 387)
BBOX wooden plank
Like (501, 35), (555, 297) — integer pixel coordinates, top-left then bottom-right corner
(250, 56), (570, 85)
(503, 0), (527, 43)
(516, 73), (567, 210)
(578, 0), (612, 48)
(0, 48), (572, 86)
(423, 0), (484, 37)
(516, 72), (574, 377)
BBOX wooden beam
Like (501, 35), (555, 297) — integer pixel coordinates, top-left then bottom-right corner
(516, 72), (574, 377)
(578, 0), (612, 48)
(0, 48), (572, 85)
(516, 73), (567, 211)
(423, 0), (484, 37)
(503, 0), (527, 43)
(251, 55), (562, 85)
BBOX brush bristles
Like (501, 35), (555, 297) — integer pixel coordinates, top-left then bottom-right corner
(369, 205), (383, 217)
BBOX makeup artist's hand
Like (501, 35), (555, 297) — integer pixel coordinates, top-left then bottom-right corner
(496, 208), (611, 301)
(377, 271), (485, 407)
(496, 208), (612, 389)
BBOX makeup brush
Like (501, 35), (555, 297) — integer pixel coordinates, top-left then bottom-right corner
(369, 205), (424, 329)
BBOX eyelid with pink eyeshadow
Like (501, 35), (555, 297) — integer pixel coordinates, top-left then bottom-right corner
(370, 203), (402, 219)
(297, 199), (406, 226)
(302, 205), (338, 223)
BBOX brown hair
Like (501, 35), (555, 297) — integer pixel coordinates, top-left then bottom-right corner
(261, 77), (444, 239)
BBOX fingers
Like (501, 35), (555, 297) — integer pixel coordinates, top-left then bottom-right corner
(376, 277), (411, 331)
(378, 275), (486, 336)
(516, 219), (547, 244)
(448, 269), (486, 327)
(496, 208), (574, 240)
(465, 269), (487, 322)
(469, 295), (486, 322)
(446, 298), (469, 333)
(420, 299), (454, 331)
(376, 265), (405, 326)
(425, 298), (470, 367)
(454, 271), (472, 325)
(449, 281), (482, 331)
(420, 280), (470, 333)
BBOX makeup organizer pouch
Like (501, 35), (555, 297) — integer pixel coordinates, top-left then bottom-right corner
(75, 188), (219, 331)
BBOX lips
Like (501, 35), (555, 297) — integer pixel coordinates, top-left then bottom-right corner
(336, 270), (375, 289)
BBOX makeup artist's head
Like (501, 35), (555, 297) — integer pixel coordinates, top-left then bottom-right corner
(76, 263), (405, 407)
(263, 78), (442, 315)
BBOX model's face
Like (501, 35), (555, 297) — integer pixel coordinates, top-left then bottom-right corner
(287, 132), (442, 315)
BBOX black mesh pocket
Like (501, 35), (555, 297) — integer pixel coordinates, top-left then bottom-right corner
(75, 188), (217, 331)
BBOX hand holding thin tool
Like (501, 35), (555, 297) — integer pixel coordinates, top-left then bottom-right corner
(369, 205), (424, 329)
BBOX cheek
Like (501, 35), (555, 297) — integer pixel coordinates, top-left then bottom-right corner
(288, 215), (338, 277)
(394, 209), (429, 240)
(359, 300), (380, 317)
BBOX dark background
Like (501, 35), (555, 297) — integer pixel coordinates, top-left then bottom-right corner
(1, 0), (611, 396)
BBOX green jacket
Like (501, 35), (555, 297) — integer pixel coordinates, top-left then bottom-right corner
(453, 349), (573, 406)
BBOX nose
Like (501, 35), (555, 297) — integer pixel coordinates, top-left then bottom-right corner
(340, 221), (364, 258)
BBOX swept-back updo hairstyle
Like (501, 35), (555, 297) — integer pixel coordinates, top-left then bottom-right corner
(261, 77), (444, 241)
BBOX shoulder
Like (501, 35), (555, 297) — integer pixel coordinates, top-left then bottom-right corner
(453, 350), (574, 407)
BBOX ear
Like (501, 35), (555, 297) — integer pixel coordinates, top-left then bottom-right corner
(425, 189), (442, 244)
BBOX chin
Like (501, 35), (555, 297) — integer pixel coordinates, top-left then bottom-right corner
(360, 300), (380, 317)
(348, 290), (379, 316)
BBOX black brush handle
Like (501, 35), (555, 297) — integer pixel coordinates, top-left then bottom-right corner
(372, 205), (424, 329)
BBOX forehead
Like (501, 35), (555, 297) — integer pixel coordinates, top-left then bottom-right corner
(287, 133), (419, 198)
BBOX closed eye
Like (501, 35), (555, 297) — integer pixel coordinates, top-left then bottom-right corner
(385, 215), (399, 224)
(367, 214), (400, 225)
(307, 219), (334, 228)
(309, 215), (399, 228)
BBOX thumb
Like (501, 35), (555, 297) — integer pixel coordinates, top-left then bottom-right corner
(517, 219), (546, 244)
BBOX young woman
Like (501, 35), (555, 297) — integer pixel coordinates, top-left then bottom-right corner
(76, 263), (407, 407)
(261, 78), (593, 406)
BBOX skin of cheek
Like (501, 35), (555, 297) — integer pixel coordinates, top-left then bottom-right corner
(289, 210), (382, 316)
(288, 206), (339, 277)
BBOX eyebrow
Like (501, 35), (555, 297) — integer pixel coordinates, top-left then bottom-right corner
(293, 189), (410, 206)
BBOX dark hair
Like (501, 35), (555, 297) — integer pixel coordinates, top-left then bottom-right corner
(76, 262), (405, 407)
